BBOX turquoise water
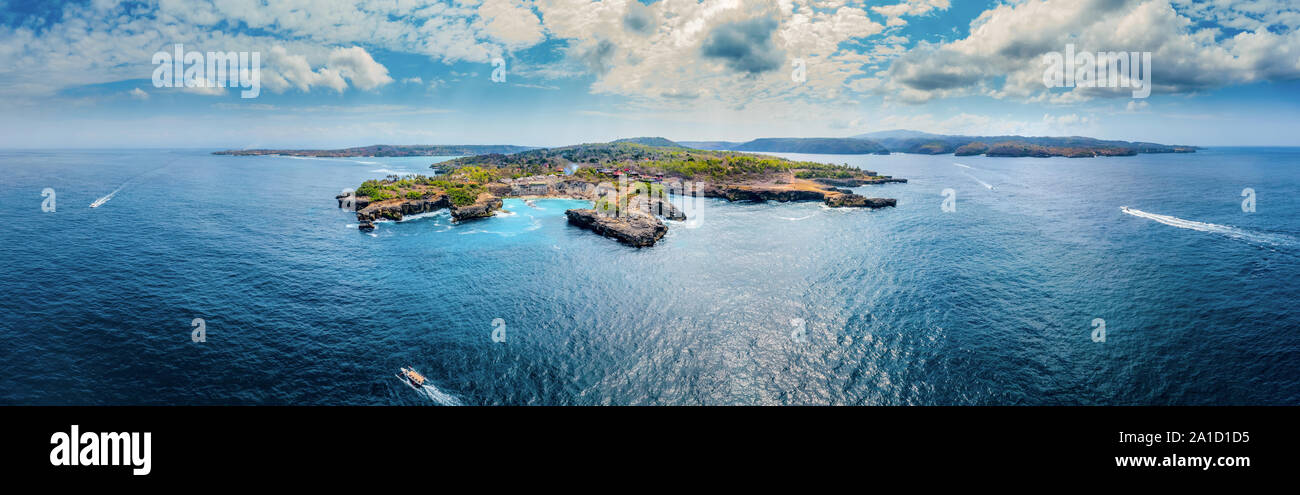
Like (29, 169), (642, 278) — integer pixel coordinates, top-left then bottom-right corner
(1, 148), (1297, 405)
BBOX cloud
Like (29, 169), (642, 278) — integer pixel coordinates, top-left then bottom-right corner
(327, 46), (394, 91)
(872, 0), (951, 27)
(875, 0), (1300, 103)
(262, 46), (392, 94)
(128, 87), (149, 100)
(701, 17), (785, 75)
(623, 1), (655, 35)
(476, 0), (546, 49)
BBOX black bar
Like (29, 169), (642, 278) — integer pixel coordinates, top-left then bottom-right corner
(5, 406), (1291, 482)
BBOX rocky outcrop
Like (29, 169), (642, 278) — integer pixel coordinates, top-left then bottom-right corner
(813, 177), (908, 187)
(625, 194), (686, 221)
(350, 192), (501, 229)
(702, 185), (829, 202)
(565, 209), (667, 247)
(825, 194), (896, 208)
(450, 195), (503, 222)
(355, 194), (452, 223)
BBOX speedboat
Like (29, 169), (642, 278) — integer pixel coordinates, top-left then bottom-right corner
(397, 366), (427, 389)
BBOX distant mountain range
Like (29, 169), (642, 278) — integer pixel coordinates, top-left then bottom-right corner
(681, 130), (1196, 157)
(213, 131), (1196, 160)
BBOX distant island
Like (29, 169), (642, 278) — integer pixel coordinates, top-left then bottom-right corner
(212, 130), (1197, 159)
(854, 130), (1197, 158)
(337, 141), (906, 246)
(213, 144), (535, 157)
(682, 131), (1196, 157)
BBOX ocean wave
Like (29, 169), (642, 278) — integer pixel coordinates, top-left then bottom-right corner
(396, 210), (449, 223)
(1122, 207), (1296, 247)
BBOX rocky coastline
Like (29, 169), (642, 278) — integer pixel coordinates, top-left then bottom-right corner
(333, 141), (907, 246)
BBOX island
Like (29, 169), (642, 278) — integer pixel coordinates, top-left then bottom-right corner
(679, 131), (1196, 157)
(855, 130), (1197, 157)
(336, 140), (906, 247)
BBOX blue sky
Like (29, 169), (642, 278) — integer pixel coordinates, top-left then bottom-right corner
(0, 0), (1297, 148)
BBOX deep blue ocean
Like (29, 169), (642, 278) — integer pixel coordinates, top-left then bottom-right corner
(2, 148), (1297, 405)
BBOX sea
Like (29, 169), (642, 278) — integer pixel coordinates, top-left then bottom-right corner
(1, 147), (1296, 405)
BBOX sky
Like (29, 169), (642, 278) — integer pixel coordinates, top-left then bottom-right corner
(0, 0), (1298, 148)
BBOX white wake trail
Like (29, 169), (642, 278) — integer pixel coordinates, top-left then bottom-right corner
(952, 162), (973, 169)
(89, 163), (172, 209)
(89, 185), (125, 208)
(961, 170), (994, 190)
(1121, 207), (1296, 247)
(418, 384), (464, 406)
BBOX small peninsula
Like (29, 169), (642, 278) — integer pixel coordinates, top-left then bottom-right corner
(338, 141), (906, 247)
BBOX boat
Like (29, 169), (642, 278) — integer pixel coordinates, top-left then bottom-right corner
(396, 366), (427, 389)
(524, 199), (538, 208)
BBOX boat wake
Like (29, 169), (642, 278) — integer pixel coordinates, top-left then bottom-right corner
(90, 164), (171, 208)
(397, 367), (463, 405)
(952, 162), (973, 169)
(961, 170), (994, 190)
(89, 185), (124, 208)
(1121, 207), (1296, 247)
(415, 383), (464, 406)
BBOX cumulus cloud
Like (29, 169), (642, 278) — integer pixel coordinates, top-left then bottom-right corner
(0, 0), (534, 99)
(261, 46), (392, 94)
(876, 0), (1300, 103)
(327, 46), (394, 91)
(623, 1), (655, 35)
(701, 17), (785, 75)
(872, 0), (951, 27)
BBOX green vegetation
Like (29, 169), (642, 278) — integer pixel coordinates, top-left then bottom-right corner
(353, 173), (483, 207)
(434, 142), (870, 182)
